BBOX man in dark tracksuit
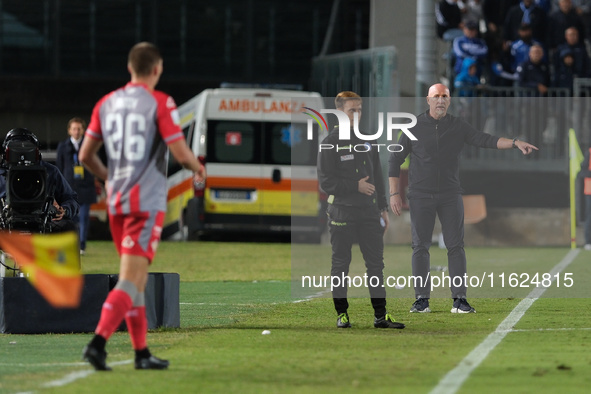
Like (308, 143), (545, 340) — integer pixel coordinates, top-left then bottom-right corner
(318, 91), (404, 329)
(388, 84), (538, 314)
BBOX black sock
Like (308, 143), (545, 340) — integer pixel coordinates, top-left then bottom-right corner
(89, 335), (106, 352)
(135, 348), (151, 359)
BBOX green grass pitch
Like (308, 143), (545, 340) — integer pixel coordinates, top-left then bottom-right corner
(1, 241), (590, 393)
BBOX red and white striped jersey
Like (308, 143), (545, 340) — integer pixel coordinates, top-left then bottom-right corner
(87, 82), (185, 214)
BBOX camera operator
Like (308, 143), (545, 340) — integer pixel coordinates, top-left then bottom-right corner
(0, 128), (79, 233)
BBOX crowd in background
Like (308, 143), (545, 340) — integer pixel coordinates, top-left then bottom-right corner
(436, 0), (591, 96)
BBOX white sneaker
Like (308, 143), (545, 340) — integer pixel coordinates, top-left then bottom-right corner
(584, 244), (591, 251)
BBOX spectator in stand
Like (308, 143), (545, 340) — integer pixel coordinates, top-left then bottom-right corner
(554, 0), (591, 42)
(437, 0), (464, 39)
(551, 0), (591, 15)
(536, 0), (554, 13)
(483, 0), (519, 52)
(553, 48), (578, 92)
(510, 24), (544, 72)
(454, 58), (484, 97)
(547, 0), (586, 51)
(483, 0), (519, 37)
(517, 45), (550, 147)
(553, 27), (590, 91)
(453, 21), (489, 77)
(505, 0), (547, 43)
(460, 0), (484, 26)
(483, 0), (520, 86)
(518, 44), (551, 94)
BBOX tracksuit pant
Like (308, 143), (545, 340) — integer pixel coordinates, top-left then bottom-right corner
(409, 193), (467, 299)
(327, 204), (387, 318)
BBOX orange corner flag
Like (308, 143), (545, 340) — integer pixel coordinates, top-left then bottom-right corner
(0, 231), (83, 308)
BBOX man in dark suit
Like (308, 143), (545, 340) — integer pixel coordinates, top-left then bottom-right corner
(57, 117), (97, 254)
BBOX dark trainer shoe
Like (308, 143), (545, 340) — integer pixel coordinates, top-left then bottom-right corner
(374, 313), (405, 329)
(451, 298), (476, 313)
(135, 355), (170, 370)
(82, 344), (111, 371)
(336, 313), (351, 328)
(410, 297), (431, 313)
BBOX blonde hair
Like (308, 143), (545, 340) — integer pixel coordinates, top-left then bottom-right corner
(335, 91), (362, 109)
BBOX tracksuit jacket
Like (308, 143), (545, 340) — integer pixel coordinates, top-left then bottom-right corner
(318, 126), (388, 211)
(388, 110), (499, 197)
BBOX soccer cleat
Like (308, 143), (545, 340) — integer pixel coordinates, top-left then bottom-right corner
(135, 355), (170, 370)
(82, 344), (111, 371)
(336, 313), (351, 328)
(410, 297), (431, 313)
(374, 313), (405, 329)
(451, 298), (476, 313)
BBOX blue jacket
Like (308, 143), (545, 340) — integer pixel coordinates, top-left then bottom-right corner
(453, 35), (488, 75)
(454, 58), (481, 97)
(510, 38), (543, 72)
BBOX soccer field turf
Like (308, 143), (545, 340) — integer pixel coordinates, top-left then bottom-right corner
(0, 241), (589, 393)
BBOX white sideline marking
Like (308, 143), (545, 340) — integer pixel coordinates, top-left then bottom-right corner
(40, 360), (132, 389)
(292, 288), (331, 303)
(0, 362), (88, 367)
(179, 287), (331, 306)
(508, 327), (591, 332)
(430, 248), (580, 394)
(180, 302), (262, 306)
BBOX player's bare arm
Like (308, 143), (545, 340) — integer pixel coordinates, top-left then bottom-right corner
(167, 139), (206, 182)
(79, 137), (108, 182)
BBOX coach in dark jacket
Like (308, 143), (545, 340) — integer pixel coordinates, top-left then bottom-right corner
(57, 118), (96, 253)
(388, 83), (538, 314)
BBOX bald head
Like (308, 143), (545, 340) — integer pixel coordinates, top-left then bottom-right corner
(565, 27), (579, 46)
(426, 84), (451, 119)
(428, 84), (450, 98)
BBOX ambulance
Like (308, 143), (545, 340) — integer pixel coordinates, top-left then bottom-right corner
(167, 87), (326, 241)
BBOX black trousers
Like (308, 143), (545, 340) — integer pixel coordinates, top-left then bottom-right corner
(327, 204), (387, 318)
(409, 194), (467, 299)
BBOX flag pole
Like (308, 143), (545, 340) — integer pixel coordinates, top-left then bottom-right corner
(569, 129), (582, 249)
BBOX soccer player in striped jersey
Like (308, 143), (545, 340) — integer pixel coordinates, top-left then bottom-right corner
(80, 42), (205, 371)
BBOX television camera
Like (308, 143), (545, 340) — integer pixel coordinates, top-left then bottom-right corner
(0, 128), (59, 234)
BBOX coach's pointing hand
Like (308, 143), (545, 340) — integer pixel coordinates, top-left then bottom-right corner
(516, 140), (539, 155)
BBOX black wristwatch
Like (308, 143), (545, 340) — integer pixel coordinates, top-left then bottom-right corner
(512, 138), (518, 149)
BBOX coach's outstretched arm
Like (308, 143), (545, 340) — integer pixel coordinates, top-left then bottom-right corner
(496, 137), (539, 155)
